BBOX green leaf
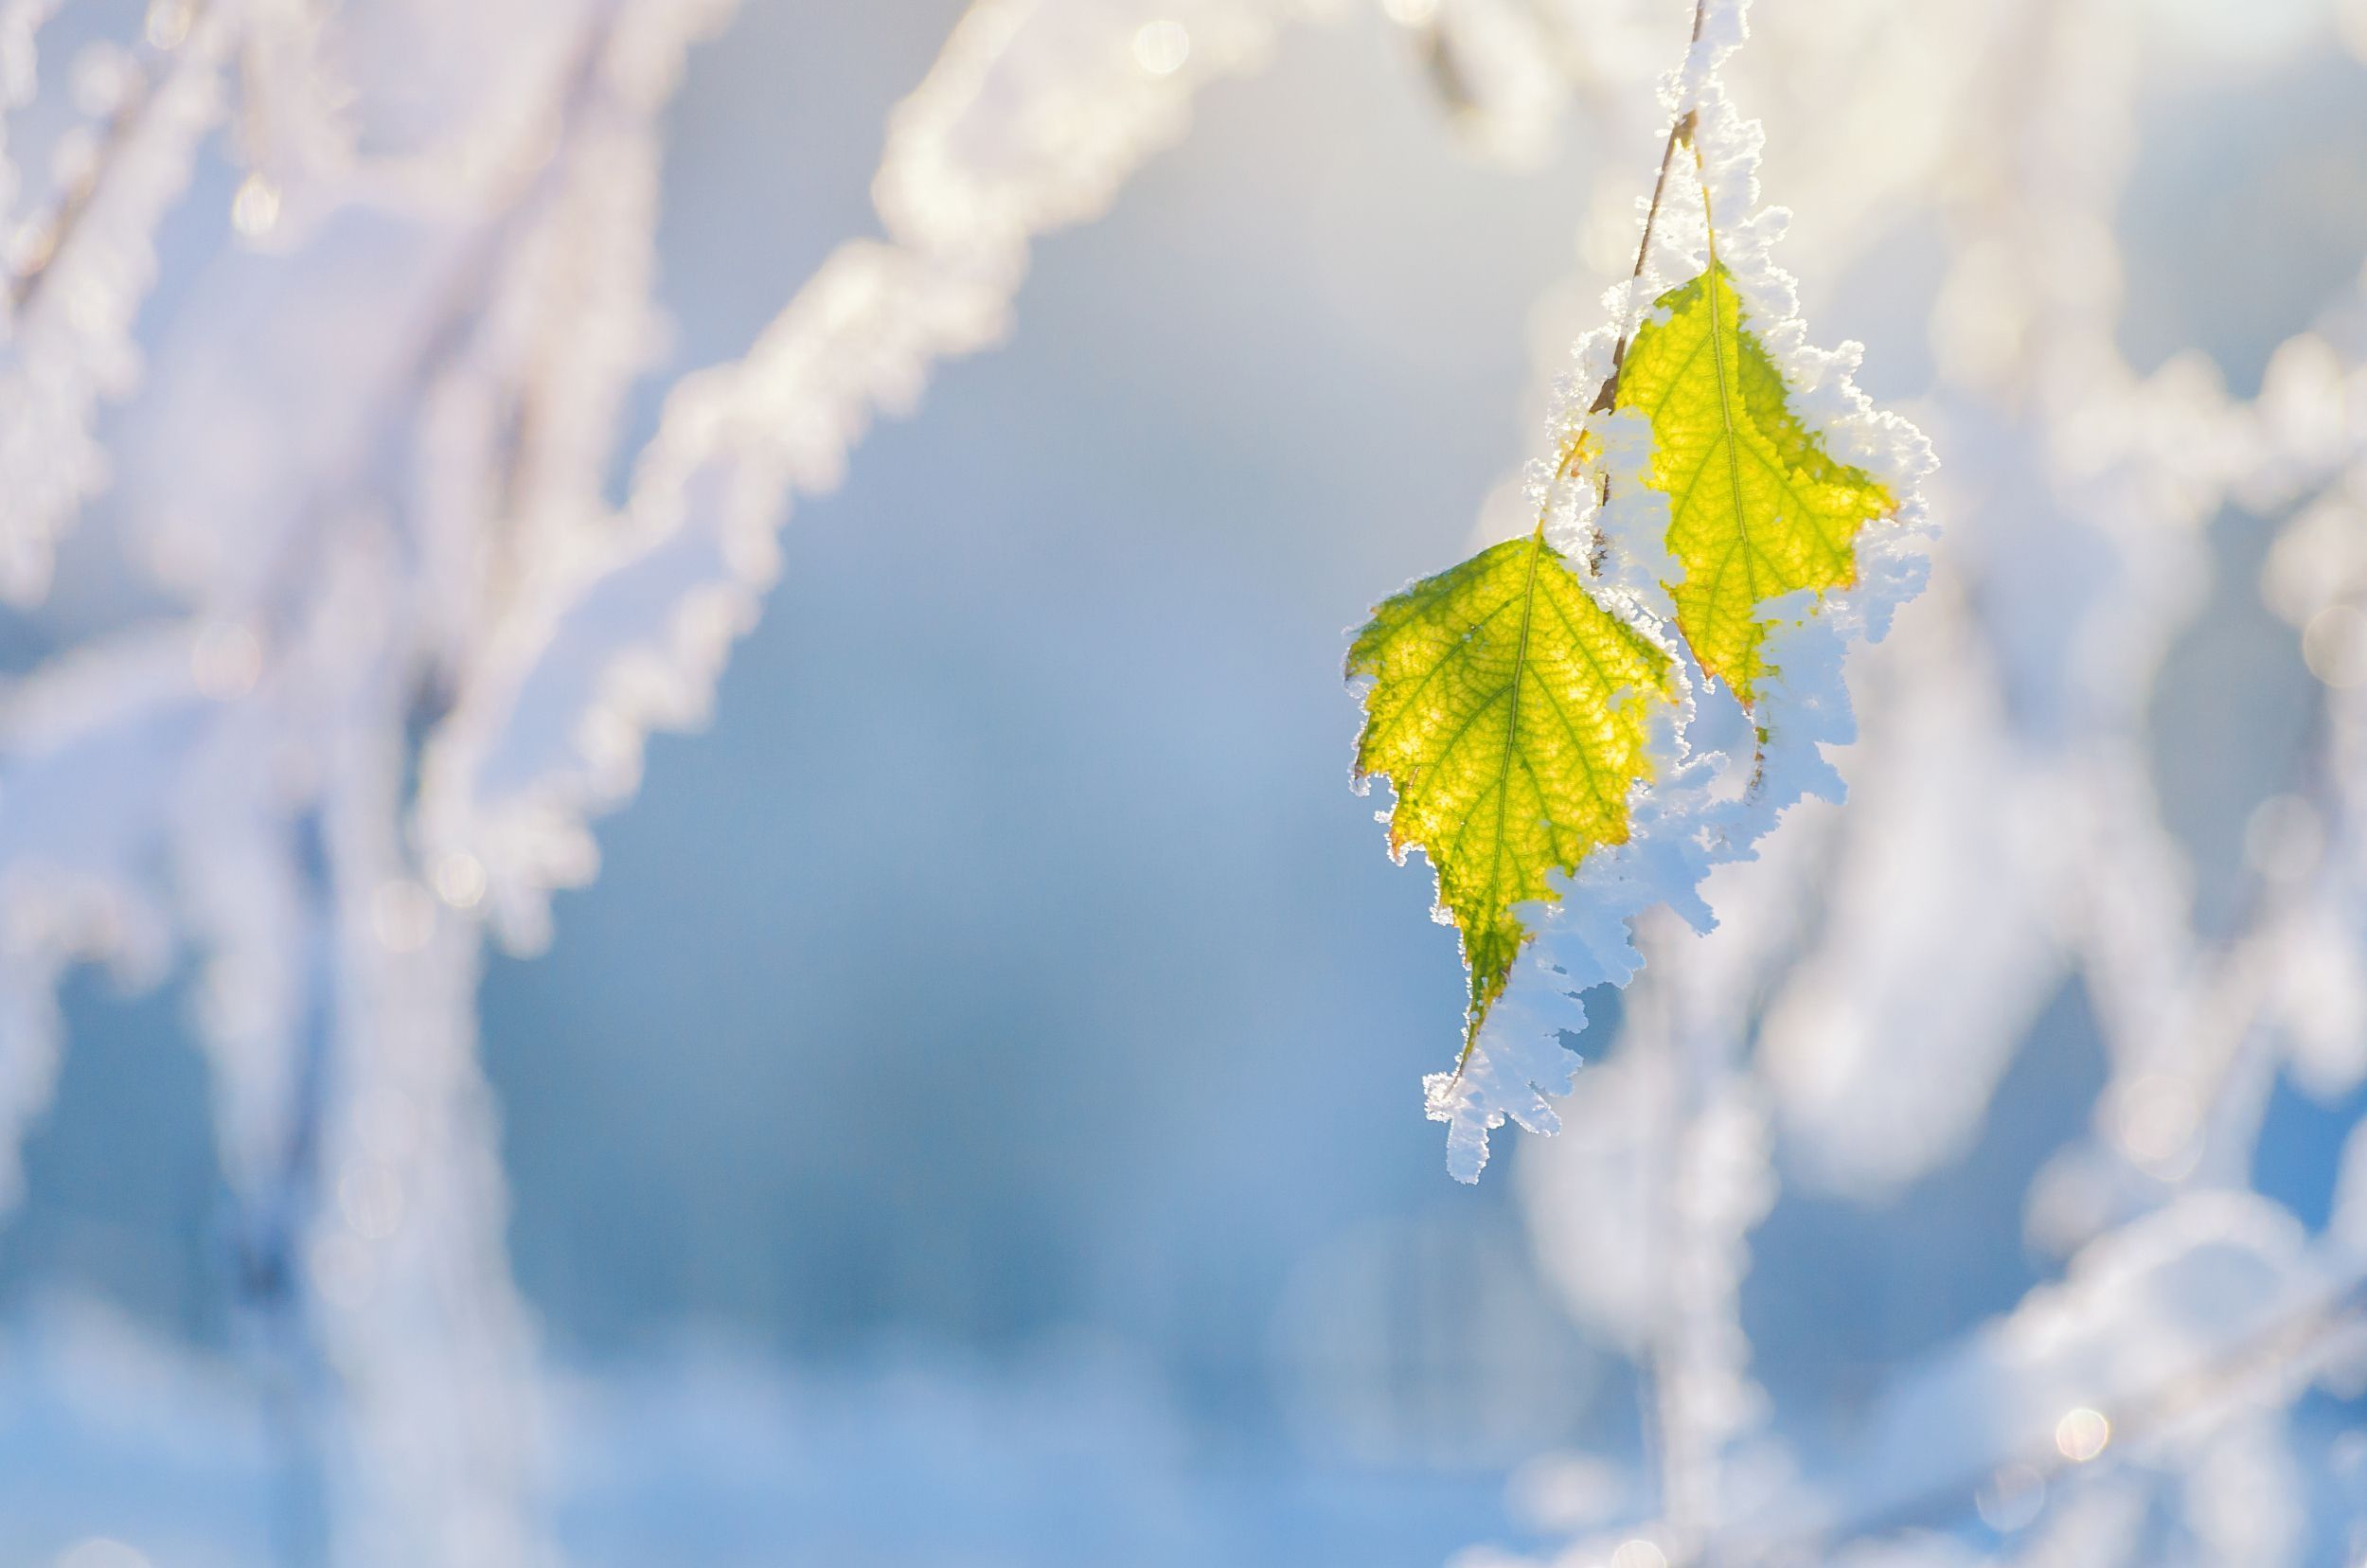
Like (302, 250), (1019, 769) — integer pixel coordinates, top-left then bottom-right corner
(1615, 259), (1897, 704)
(1347, 530), (1675, 1057)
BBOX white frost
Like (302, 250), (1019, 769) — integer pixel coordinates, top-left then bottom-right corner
(1427, 0), (1937, 1181)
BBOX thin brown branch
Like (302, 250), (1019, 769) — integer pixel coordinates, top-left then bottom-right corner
(1588, 107), (1696, 416)
(1577, 0), (1708, 555)
(1588, 0), (1709, 415)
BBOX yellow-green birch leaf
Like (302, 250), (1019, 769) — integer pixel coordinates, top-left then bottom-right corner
(1615, 259), (1897, 704)
(1347, 531), (1675, 1057)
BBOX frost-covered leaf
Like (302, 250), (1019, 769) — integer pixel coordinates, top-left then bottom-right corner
(1617, 259), (1898, 704)
(1347, 529), (1674, 1057)
(1362, 5), (1938, 1183)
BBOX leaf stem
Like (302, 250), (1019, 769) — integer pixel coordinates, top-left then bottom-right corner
(1588, 115), (1693, 417)
(1533, 436), (1591, 540)
(1588, 0), (1710, 416)
(1570, 0), (1711, 549)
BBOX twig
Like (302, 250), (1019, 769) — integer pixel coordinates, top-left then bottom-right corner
(1588, 106), (1695, 418)
(1702, 1273), (2367, 1566)
(9, 0), (216, 315)
(1588, 0), (1709, 417)
(1574, 0), (1709, 550)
